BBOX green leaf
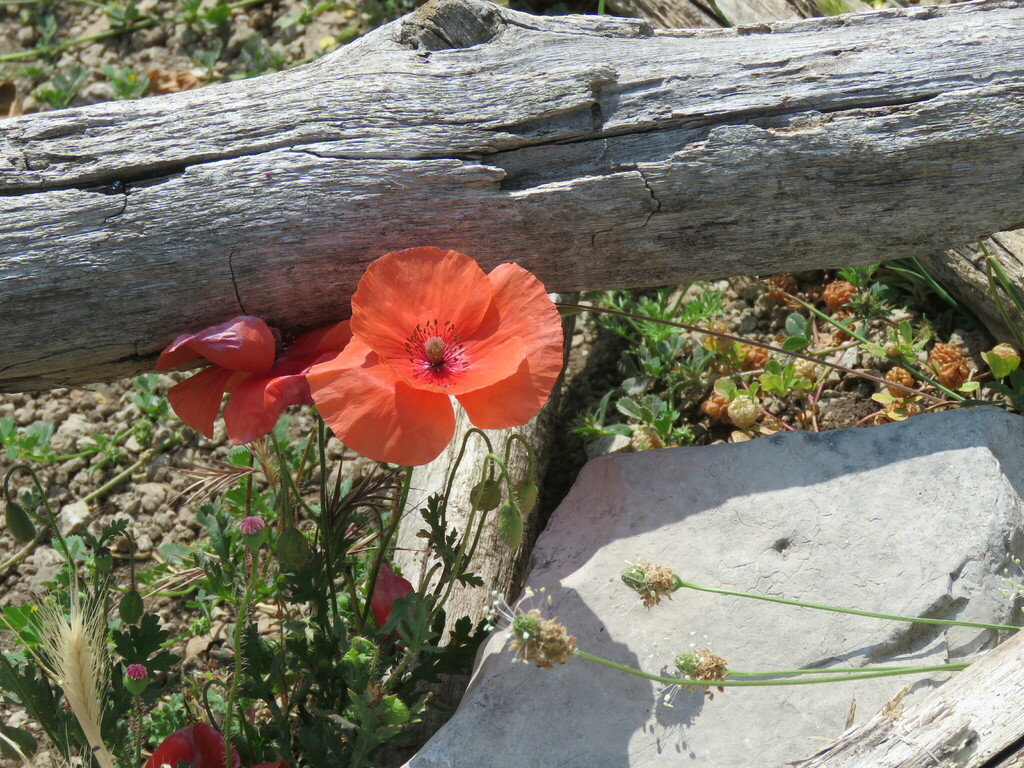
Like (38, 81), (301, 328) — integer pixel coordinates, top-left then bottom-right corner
(784, 313), (808, 338)
(862, 342), (887, 357)
(984, 350), (1020, 380)
(781, 335), (809, 352)
(112, 613), (181, 674)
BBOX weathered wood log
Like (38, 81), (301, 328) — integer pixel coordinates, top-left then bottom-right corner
(1, 0), (1023, 391)
(919, 234), (1024, 345)
(607, 0), (825, 30)
(794, 627), (1024, 767)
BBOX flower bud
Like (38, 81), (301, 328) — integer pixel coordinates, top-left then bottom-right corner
(496, 501), (523, 549)
(239, 516), (266, 550)
(94, 546), (113, 574)
(379, 694), (410, 726)
(5, 501), (36, 544)
(515, 480), (539, 518)
(119, 589), (144, 625)
(469, 478), (502, 512)
(276, 526), (311, 569)
(124, 663), (148, 695)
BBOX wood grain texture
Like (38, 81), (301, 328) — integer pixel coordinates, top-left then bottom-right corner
(2, 0), (1023, 390)
(795, 628), (1024, 767)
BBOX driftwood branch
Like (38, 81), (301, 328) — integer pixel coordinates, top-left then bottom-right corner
(795, 627), (1024, 767)
(2, 0), (1023, 390)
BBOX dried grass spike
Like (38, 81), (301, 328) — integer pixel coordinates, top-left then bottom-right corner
(35, 589), (115, 768)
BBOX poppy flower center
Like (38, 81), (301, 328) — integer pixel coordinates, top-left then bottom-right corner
(405, 319), (466, 385)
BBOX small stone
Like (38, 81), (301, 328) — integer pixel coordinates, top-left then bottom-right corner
(584, 433), (632, 460)
(58, 500), (91, 535)
(136, 483), (170, 515)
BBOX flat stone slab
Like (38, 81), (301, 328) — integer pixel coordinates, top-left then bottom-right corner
(406, 407), (1024, 768)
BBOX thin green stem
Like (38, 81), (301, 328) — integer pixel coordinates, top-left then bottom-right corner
(728, 662), (969, 677)
(0, 19), (156, 63)
(573, 650), (965, 687)
(787, 293), (965, 402)
(4, 464), (73, 565)
(224, 551), (260, 768)
(360, 468), (411, 627)
(675, 578), (1018, 633)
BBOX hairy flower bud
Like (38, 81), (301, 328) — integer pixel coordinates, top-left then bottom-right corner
(5, 501), (36, 544)
(119, 589), (144, 625)
(379, 694), (410, 726)
(497, 501), (524, 549)
(469, 478), (502, 512)
(276, 526), (312, 570)
(515, 479), (539, 517)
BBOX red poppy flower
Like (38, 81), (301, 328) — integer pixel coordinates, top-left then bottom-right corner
(157, 317), (351, 445)
(143, 723), (240, 768)
(370, 563), (414, 628)
(307, 247), (563, 466)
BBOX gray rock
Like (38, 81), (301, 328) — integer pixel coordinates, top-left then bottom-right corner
(58, 500), (91, 535)
(584, 433), (633, 460)
(50, 413), (95, 454)
(407, 408), (1024, 768)
(136, 482), (170, 515)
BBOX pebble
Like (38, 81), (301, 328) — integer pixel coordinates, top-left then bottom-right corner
(59, 500), (92, 535)
(51, 413), (95, 454)
(137, 482), (170, 514)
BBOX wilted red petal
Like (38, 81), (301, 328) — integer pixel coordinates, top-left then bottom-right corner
(156, 316), (275, 373)
(221, 373), (305, 445)
(277, 321), (352, 369)
(371, 563), (415, 627)
(351, 248), (494, 366)
(457, 263), (563, 427)
(308, 339), (456, 466)
(167, 366), (240, 438)
(220, 322), (352, 445)
(143, 723), (239, 768)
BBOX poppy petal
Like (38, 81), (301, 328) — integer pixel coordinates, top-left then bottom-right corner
(351, 248), (494, 364)
(370, 563), (414, 627)
(144, 723), (239, 768)
(456, 264), (563, 427)
(222, 372), (309, 445)
(167, 366), (240, 438)
(191, 722), (240, 768)
(276, 320), (352, 371)
(156, 316), (276, 373)
(387, 333), (527, 395)
(144, 732), (192, 768)
(308, 339), (456, 466)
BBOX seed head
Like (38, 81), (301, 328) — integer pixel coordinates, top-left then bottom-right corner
(621, 561), (677, 608)
(508, 609), (576, 669)
(675, 648), (729, 698)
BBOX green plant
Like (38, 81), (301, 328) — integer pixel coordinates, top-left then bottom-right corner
(616, 393), (693, 448)
(572, 391), (633, 442)
(237, 34), (286, 76)
(758, 359), (814, 398)
(276, 0), (336, 28)
(33, 64), (86, 108)
(102, 65), (149, 100)
(178, 0), (230, 33)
